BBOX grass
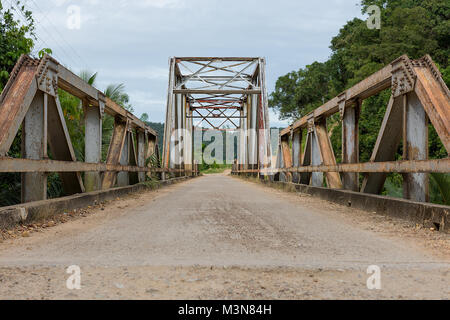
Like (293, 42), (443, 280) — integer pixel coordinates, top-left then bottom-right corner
(200, 165), (232, 175)
(142, 178), (160, 190)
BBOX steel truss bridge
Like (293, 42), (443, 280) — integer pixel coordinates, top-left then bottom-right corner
(162, 57), (272, 174)
(0, 54), (448, 230)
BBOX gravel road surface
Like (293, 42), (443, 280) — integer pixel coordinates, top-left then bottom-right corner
(0, 174), (448, 299)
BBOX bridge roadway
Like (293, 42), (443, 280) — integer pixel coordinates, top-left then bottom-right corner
(0, 173), (448, 299)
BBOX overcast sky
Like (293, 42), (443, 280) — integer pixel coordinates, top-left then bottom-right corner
(10, 0), (365, 127)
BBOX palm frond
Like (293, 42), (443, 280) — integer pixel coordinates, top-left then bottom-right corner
(78, 70), (97, 86)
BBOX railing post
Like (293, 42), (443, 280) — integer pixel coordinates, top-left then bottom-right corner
(291, 129), (302, 183)
(238, 104), (247, 175)
(21, 91), (47, 202)
(117, 130), (130, 187)
(84, 98), (102, 192)
(137, 130), (146, 183)
(249, 94), (258, 176)
(341, 96), (360, 191)
(308, 117), (323, 187)
(403, 92), (429, 202)
(281, 135), (292, 182)
(101, 117), (128, 190)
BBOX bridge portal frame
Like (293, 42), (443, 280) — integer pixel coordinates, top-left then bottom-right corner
(162, 57), (272, 176)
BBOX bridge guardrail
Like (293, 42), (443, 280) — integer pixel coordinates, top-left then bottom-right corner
(233, 54), (449, 205)
(0, 54), (197, 206)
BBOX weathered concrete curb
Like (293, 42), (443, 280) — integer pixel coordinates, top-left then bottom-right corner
(236, 176), (449, 233)
(0, 176), (194, 230)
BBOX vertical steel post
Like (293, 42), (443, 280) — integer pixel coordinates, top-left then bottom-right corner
(281, 135), (292, 182)
(403, 92), (429, 202)
(291, 130), (302, 183)
(239, 102), (247, 171)
(249, 94), (258, 172)
(162, 57), (176, 180)
(185, 100), (192, 176)
(21, 91), (47, 202)
(117, 131), (130, 186)
(84, 100), (102, 191)
(278, 141), (285, 182)
(341, 101), (360, 191)
(137, 130), (146, 182)
(311, 128), (323, 187)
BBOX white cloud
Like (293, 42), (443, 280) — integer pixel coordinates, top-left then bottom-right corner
(30, 0), (363, 126)
(138, 0), (185, 9)
(96, 66), (168, 81)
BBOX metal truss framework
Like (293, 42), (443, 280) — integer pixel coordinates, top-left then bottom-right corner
(0, 55), (197, 205)
(162, 57), (272, 173)
(233, 54), (450, 204)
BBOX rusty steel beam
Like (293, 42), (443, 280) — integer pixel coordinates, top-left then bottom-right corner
(101, 118), (129, 189)
(413, 56), (450, 153)
(314, 119), (342, 189)
(298, 132), (312, 185)
(0, 56), (39, 156)
(173, 89), (261, 94)
(176, 57), (259, 62)
(0, 157), (187, 173)
(361, 96), (403, 194)
(280, 136), (292, 181)
(103, 97), (157, 137)
(280, 54), (449, 142)
(0, 55), (157, 147)
(291, 130), (302, 183)
(47, 95), (85, 194)
(57, 64), (98, 103)
(233, 158), (450, 174)
(42, 55), (156, 137)
(280, 60), (393, 137)
(128, 131), (139, 185)
(58, 58), (156, 137)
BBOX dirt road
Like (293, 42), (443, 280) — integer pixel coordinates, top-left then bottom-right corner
(0, 174), (449, 299)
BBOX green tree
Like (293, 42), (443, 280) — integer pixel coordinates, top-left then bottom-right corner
(0, 0), (35, 91)
(105, 83), (133, 112)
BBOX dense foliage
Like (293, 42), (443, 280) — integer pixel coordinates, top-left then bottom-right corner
(0, 1), (34, 92)
(269, 0), (449, 203)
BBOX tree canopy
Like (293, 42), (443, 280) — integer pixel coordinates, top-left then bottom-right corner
(269, 0), (450, 120)
(0, 1), (35, 91)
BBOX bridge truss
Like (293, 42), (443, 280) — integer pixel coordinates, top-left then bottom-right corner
(233, 54), (450, 205)
(0, 54), (195, 205)
(162, 57), (272, 174)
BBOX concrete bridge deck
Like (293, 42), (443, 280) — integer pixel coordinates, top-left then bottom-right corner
(0, 174), (449, 299)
